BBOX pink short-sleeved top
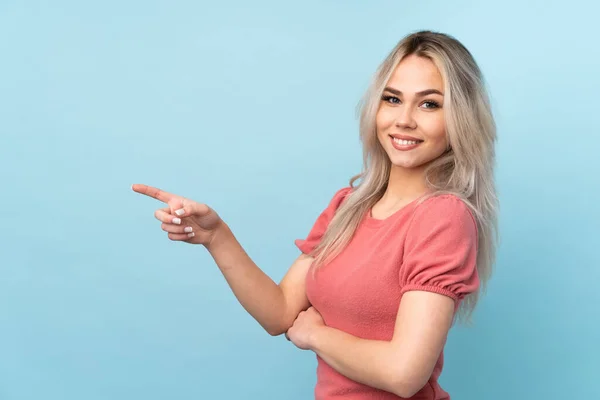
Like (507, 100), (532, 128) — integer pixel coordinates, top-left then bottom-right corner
(294, 187), (479, 400)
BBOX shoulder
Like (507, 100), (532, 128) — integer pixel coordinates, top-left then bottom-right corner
(399, 193), (481, 301)
(409, 194), (478, 237)
(332, 186), (353, 200)
(326, 186), (353, 210)
(293, 186), (353, 255)
(307, 186), (353, 226)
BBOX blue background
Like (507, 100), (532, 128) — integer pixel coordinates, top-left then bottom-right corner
(1, 1), (598, 399)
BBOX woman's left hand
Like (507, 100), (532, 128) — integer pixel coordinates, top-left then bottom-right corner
(285, 306), (325, 350)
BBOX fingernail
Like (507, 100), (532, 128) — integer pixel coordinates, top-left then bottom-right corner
(184, 226), (193, 233)
(172, 217), (181, 225)
(175, 209), (185, 216)
(187, 232), (195, 238)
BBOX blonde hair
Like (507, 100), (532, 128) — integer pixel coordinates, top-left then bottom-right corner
(310, 30), (498, 325)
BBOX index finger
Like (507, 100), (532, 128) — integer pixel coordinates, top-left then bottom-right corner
(131, 184), (174, 203)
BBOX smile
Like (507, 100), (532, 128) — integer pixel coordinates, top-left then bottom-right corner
(389, 135), (423, 151)
(393, 138), (420, 145)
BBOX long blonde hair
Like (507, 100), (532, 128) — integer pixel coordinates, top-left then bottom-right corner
(310, 30), (499, 324)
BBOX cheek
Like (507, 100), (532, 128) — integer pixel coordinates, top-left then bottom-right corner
(422, 117), (447, 145)
(376, 108), (394, 134)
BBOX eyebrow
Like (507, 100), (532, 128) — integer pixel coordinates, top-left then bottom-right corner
(383, 86), (444, 97)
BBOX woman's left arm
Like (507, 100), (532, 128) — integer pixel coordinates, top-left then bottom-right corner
(287, 290), (455, 398)
(287, 196), (479, 398)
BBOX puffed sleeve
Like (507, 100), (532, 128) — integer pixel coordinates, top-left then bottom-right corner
(294, 187), (353, 255)
(399, 195), (480, 303)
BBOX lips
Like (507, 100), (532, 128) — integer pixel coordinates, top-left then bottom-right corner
(389, 134), (423, 151)
(389, 134), (423, 142)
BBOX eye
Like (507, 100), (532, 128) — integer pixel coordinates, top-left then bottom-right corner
(421, 100), (441, 109)
(382, 95), (400, 104)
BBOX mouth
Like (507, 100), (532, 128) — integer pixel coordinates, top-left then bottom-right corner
(389, 134), (423, 150)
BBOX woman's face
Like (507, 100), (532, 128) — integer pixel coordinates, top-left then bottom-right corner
(376, 55), (448, 171)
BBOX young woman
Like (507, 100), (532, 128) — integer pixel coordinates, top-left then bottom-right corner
(132, 30), (498, 400)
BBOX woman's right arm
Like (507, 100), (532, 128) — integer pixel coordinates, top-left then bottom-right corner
(206, 222), (312, 336)
(132, 183), (312, 337)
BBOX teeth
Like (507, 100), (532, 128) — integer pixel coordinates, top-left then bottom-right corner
(393, 138), (420, 146)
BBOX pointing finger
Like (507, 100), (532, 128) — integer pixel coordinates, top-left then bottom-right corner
(132, 184), (174, 204)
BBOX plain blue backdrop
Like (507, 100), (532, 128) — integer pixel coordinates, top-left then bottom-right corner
(1, 1), (598, 399)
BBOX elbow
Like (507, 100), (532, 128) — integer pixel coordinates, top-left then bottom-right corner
(266, 326), (285, 336)
(264, 320), (293, 337)
(389, 381), (424, 399)
(391, 385), (421, 399)
(387, 371), (429, 399)
(266, 310), (297, 336)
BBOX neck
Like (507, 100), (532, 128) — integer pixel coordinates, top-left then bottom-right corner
(382, 164), (430, 202)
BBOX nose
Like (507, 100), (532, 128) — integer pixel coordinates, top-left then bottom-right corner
(394, 106), (417, 130)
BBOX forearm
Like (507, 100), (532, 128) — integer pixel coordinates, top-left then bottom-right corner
(310, 327), (412, 397)
(206, 222), (288, 335)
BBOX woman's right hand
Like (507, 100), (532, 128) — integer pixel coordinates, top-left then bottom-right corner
(132, 183), (224, 247)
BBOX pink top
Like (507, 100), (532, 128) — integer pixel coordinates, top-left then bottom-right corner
(295, 187), (479, 400)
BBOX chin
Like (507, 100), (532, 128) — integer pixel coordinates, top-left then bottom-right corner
(389, 158), (425, 170)
(383, 148), (423, 169)
(383, 145), (446, 172)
